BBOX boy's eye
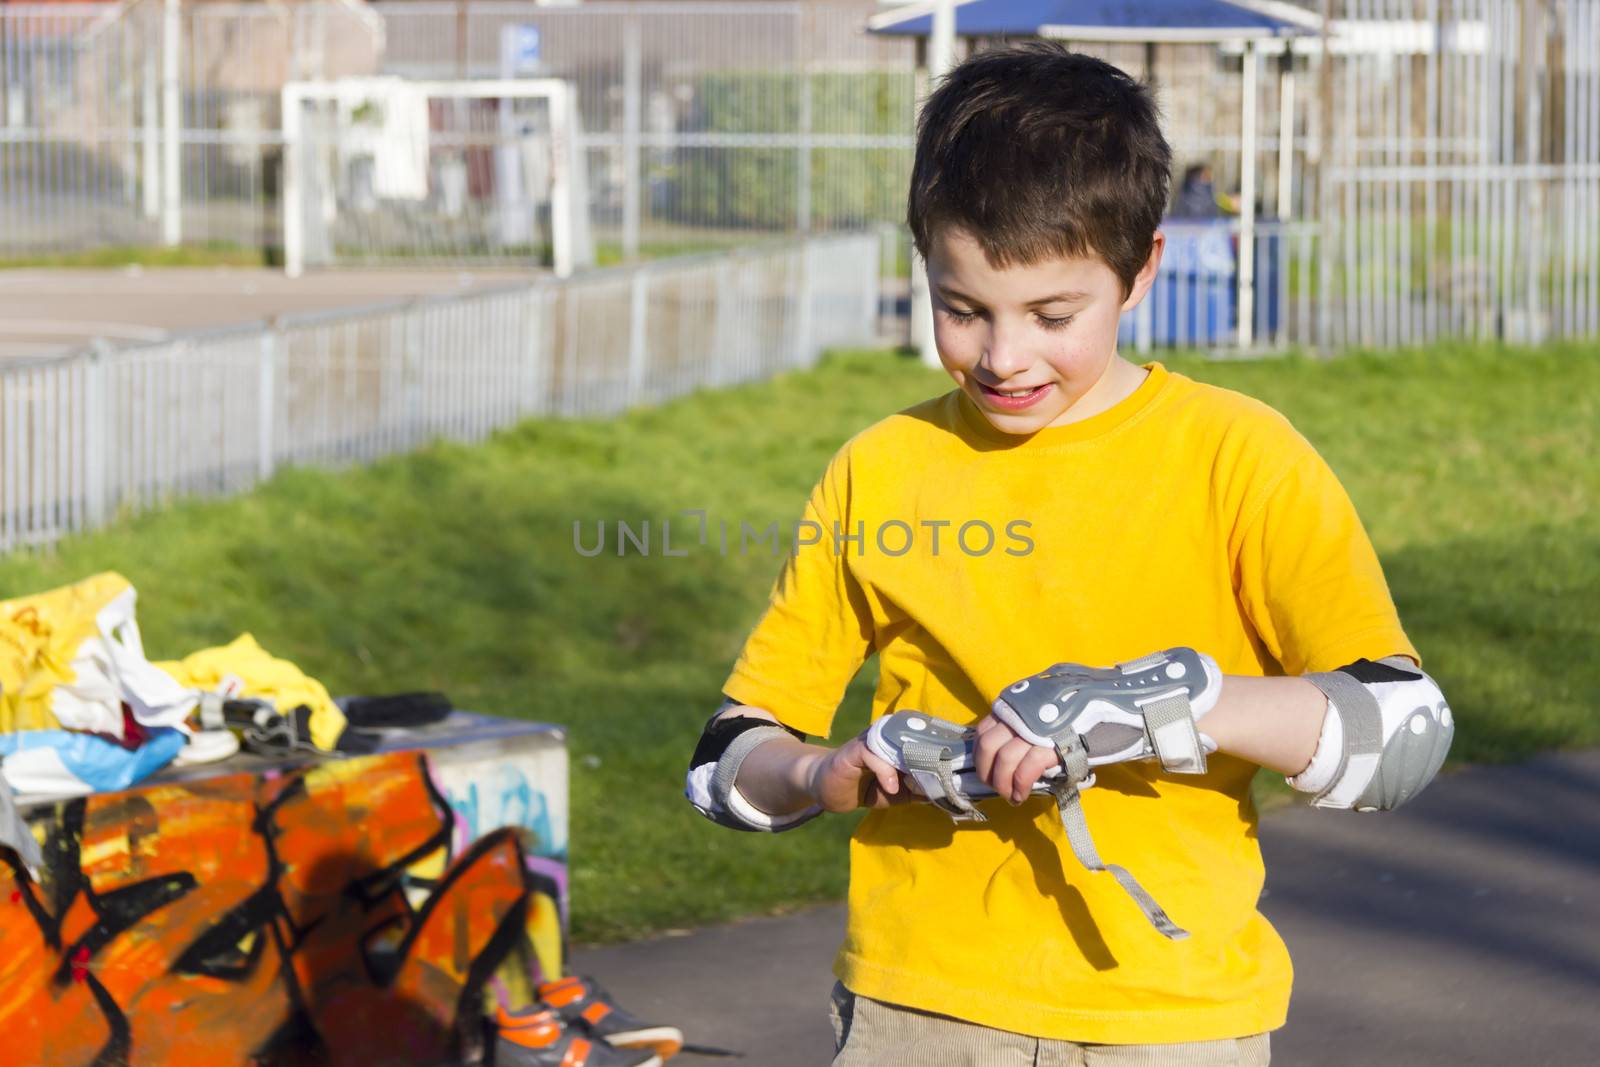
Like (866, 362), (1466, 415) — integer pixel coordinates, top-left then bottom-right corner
(940, 306), (1075, 331)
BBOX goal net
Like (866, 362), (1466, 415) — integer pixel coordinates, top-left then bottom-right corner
(281, 77), (595, 277)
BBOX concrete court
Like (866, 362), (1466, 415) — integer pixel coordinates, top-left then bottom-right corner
(0, 266), (539, 360)
(572, 748), (1600, 1067)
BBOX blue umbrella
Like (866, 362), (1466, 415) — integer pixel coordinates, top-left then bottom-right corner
(868, 0), (1311, 43)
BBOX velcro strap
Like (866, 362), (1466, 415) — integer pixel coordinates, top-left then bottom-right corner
(1119, 651), (1169, 673)
(1054, 733), (1092, 782)
(1050, 735), (1189, 941)
(1304, 667), (1385, 808)
(903, 739), (986, 822)
(1142, 693), (1207, 774)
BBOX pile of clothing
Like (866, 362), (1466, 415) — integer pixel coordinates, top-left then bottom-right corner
(0, 572), (446, 800)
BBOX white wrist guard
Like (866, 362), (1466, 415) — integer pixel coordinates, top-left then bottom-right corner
(685, 703), (822, 832)
(1289, 656), (1453, 811)
(990, 647), (1225, 775)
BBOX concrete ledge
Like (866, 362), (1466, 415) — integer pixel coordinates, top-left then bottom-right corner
(0, 711), (567, 1066)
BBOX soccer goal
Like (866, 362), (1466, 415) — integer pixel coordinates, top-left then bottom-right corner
(280, 77), (595, 277)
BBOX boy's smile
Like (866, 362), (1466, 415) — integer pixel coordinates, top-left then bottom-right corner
(926, 226), (1164, 436)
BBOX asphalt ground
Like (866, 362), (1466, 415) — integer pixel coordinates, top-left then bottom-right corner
(0, 267), (538, 360)
(571, 748), (1600, 1067)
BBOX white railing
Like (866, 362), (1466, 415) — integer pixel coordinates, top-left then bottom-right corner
(0, 230), (882, 553)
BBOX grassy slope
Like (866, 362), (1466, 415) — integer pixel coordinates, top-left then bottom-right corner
(0, 343), (1593, 941)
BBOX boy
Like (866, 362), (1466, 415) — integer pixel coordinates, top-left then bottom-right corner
(685, 43), (1452, 1065)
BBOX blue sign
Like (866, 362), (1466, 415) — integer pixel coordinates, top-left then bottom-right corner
(506, 24), (541, 72)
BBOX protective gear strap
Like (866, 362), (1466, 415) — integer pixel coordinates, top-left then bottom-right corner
(902, 738), (986, 822)
(710, 724), (812, 828)
(1049, 735), (1188, 941)
(1141, 692), (1209, 775)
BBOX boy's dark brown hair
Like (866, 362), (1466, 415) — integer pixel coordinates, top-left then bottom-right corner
(907, 42), (1172, 295)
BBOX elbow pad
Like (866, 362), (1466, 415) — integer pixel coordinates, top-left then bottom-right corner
(1289, 657), (1454, 811)
(685, 700), (821, 832)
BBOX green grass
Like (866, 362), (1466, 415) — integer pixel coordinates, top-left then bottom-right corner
(0, 242), (275, 270)
(0, 342), (1593, 940)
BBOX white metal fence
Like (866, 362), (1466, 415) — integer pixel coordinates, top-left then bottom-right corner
(3, 0), (1599, 353)
(0, 230), (882, 553)
(1308, 0), (1600, 349)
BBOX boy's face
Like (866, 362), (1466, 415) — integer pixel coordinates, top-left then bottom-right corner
(926, 226), (1163, 435)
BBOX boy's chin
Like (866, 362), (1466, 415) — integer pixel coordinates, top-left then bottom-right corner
(976, 405), (1064, 436)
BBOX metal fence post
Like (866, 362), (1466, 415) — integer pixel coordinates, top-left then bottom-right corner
(712, 257), (735, 388)
(281, 83), (304, 278)
(521, 284), (545, 416)
(1238, 39), (1259, 351)
(627, 268), (650, 406)
(622, 15), (642, 262)
(258, 325), (279, 483)
(141, 20), (160, 223)
(85, 342), (109, 529)
(1136, 288), (1153, 355)
(794, 241), (814, 367)
(161, 0), (182, 247)
(797, 68), (813, 233)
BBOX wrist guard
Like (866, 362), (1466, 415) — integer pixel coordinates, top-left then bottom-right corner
(990, 647), (1224, 775)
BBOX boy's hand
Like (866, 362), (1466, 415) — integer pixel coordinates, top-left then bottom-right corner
(973, 715), (1062, 805)
(801, 733), (911, 813)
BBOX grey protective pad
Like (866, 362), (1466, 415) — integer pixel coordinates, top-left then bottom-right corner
(1360, 711), (1453, 810)
(1301, 656), (1454, 812)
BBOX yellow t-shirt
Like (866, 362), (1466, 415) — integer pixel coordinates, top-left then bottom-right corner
(720, 362), (1416, 1043)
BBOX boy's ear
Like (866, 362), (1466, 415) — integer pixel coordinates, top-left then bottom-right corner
(1120, 232), (1166, 312)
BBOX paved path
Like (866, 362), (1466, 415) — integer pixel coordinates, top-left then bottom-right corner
(0, 267), (536, 360)
(572, 749), (1600, 1067)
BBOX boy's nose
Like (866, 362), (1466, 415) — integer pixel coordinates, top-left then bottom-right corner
(981, 324), (1031, 379)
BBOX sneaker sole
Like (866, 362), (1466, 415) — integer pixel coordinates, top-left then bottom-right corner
(604, 1026), (682, 1060)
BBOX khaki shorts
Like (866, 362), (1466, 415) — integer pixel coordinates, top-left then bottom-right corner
(828, 982), (1271, 1067)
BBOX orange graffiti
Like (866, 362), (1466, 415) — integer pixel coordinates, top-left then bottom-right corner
(0, 751), (565, 1067)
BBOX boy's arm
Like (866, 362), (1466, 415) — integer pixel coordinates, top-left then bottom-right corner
(974, 672), (1331, 803)
(1187, 673), (1337, 776)
(685, 701), (907, 832)
(975, 649), (1450, 812)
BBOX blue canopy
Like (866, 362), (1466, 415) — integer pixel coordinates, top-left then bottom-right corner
(869, 0), (1312, 43)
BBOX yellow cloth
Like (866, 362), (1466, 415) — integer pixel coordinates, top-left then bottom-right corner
(1, 572), (195, 737)
(0, 573), (132, 734)
(721, 363), (1416, 1044)
(158, 634), (348, 752)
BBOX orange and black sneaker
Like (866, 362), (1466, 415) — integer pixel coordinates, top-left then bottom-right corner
(492, 1003), (661, 1067)
(535, 975), (684, 1061)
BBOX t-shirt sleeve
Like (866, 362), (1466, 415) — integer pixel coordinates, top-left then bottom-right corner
(719, 446), (876, 738)
(1233, 446), (1418, 675)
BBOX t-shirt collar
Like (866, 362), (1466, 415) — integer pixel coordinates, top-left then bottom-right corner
(954, 362), (1171, 449)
